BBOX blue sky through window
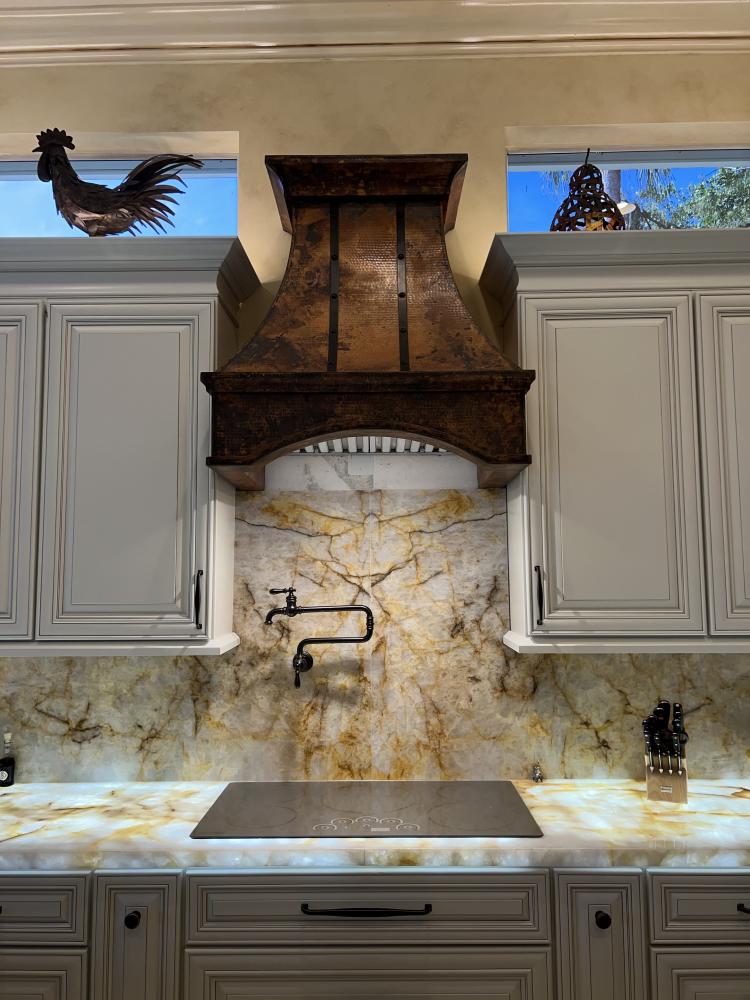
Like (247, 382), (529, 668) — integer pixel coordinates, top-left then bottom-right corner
(508, 150), (750, 232)
(0, 160), (237, 237)
(509, 166), (714, 232)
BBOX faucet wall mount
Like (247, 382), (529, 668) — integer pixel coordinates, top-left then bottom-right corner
(265, 587), (375, 687)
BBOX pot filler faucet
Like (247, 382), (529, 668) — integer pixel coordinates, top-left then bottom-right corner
(265, 587), (375, 688)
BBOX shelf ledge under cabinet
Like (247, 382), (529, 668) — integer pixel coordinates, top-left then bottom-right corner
(0, 632), (240, 657)
(503, 631), (750, 654)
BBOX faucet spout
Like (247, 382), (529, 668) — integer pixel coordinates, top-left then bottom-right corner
(265, 587), (375, 688)
(264, 607), (289, 625)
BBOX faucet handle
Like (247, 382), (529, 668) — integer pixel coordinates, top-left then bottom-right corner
(269, 587), (294, 595)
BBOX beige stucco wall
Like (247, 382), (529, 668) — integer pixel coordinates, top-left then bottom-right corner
(2, 52), (749, 332)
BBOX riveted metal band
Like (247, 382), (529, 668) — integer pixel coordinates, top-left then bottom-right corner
(396, 203), (409, 371)
(327, 202), (340, 372)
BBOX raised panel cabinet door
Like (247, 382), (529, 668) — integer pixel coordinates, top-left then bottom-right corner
(698, 295), (750, 634)
(0, 302), (42, 639)
(523, 293), (704, 634)
(92, 873), (180, 1000)
(555, 871), (647, 1000)
(0, 950), (86, 1000)
(652, 949), (750, 999)
(185, 948), (553, 1000)
(38, 301), (211, 639)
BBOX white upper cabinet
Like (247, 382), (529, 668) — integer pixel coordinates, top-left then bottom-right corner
(481, 230), (750, 652)
(0, 238), (258, 654)
(0, 302), (42, 639)
(39, 300), (210, 639)
(698, 294), (750, 634)
(522, 292), (703, 636)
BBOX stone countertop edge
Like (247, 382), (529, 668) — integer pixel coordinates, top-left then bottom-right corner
(0, 779), (748, 872)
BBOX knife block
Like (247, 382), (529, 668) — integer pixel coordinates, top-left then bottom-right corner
(646, 766), (688, 804)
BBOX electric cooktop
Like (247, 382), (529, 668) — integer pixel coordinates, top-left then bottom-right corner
(190, 780), (543, 839)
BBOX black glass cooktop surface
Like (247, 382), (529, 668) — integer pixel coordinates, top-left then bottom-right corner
(190, 780), (542, 839)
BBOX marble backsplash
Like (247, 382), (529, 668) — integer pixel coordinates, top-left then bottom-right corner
(1, 477), (749, 782)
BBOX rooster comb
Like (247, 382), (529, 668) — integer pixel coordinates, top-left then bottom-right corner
(33, 128), (75, 152)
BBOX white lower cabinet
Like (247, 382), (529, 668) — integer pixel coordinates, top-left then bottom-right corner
(652, 950), (750, 999)
(0, 873), (89, 1000)
(92, 872), (180, 1000)
(555, 870), (647, 1000)
(0, 951), (86, 1000)
(5, 867), (750, 999)
(184, 948), (553, 1000)
(648, 870), (750, 999)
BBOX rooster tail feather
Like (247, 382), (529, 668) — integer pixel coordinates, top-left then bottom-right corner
(118, 154), (203, 192)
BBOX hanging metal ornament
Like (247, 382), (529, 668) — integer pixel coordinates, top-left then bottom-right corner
(550, 150), (625, 232)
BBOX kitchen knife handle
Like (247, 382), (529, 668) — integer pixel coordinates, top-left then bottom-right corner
(301, 903), (433, 919)
(738, 904), (750, 916)
(594, 910), (612, 930)
(534, 565), (544, 626)
(194, 569), (204, 631)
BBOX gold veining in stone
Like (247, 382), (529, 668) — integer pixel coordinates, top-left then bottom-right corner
(1, 489), (749, 782)
(0, 780), (748, 871)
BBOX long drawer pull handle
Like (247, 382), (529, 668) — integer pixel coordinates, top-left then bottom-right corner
(534, 565), (544, 626)
(301, 903), (432, 919)
(738, 903), (750, 915)
(194, 570), (204, 631)
(124, 910), (142, 930)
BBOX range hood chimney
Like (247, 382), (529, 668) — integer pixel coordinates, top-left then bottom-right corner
(201, 154), (534, 489)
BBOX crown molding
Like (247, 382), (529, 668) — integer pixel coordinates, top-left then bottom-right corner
(0, 0), (749, 66)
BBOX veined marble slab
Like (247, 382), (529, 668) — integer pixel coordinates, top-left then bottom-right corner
(0, 780), (748, 871)
(3, 489), (749, 786)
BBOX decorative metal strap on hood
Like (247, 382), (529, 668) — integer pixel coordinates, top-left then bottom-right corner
(200, 154), (535, 489)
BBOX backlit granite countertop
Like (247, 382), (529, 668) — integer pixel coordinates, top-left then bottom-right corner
(0, 780), (748, 871)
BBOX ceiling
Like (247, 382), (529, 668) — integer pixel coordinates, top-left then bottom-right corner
(0, 0), (748, 66)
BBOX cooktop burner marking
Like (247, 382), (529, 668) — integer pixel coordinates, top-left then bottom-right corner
(312, 816), (421, 834)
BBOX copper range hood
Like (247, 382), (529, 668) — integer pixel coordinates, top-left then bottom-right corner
(201, 154), (534, 489)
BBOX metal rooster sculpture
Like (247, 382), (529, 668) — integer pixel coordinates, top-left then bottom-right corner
(33, 128), (203, 237)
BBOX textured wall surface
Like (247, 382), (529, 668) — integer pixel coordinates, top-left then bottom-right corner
(2, 480), (749, 782)
(1, 51), (749, 337)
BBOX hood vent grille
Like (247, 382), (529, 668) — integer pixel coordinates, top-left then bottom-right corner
(295, 436), (448, 456)
(201, 154), (534, 490)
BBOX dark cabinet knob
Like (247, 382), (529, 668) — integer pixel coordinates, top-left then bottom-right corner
(738, 903), (750, 916)
(124, 910), (141, 930)
(594, 910), (612, 930)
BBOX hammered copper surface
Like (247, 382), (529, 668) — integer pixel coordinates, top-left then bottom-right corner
(404, 202), (512, 372)
(338, 201), (400, 372)
(201, 154), (534, 488)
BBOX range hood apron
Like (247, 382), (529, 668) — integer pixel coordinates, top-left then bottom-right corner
(201, 155), (534, 489)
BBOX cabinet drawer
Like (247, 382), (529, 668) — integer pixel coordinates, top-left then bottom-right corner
(0, 949), (86, 999)
(650, 871), (750, 943)
(186, 872), (550, 946)
(185, 947), (553, 1000)
(652, 948), (750, 999)
(0, 874), (88, 945)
